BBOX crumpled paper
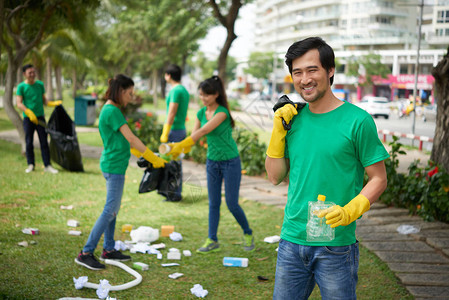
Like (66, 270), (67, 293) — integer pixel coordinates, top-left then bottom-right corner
(73, 276), (88, 289)
(169, 232), (183, 241)
(397, 224), (420, 235)
(115, 240), (130, 251)
(96, 279), (111, 299)
(130, 242), (161, 255)
(190, 284), (208, 298)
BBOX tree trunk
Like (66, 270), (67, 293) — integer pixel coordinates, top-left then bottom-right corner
(217, 30), (237, 85)
(4, 59), (26, 153)
(72, 69), (77, 99)
(152, 69), (158, 107)
(45, 56), (54, 100)
(55, 65), (63, 100)
(430, 48), (449, 171)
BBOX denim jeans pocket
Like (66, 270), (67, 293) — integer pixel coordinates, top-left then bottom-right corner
(324, 245), (351, 255)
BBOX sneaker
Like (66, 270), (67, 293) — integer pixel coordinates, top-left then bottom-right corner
(243, 234), (255, 252)
(75, 251), (105, 270)
(196, 238), (220, 254)
(25, 164), (34, 173)
(44, 165), (58, 174)
(100, 249), (131, 261)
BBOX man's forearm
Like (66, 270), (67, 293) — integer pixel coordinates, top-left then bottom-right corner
(265, 156), (289, 185)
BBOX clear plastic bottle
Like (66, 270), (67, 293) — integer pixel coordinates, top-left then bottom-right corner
(306, 194), (335, 242)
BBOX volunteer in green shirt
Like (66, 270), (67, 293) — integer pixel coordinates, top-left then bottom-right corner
(265, 37), (389, 299)
(16, 64), (61, 174)
(75, 74), (166, 271)
(167, 76), (255, 253)
(160, 64), (190, 201)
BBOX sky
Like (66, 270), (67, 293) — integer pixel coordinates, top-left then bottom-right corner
(198, 3), (256, 60)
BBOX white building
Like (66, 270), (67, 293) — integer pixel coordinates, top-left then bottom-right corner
(251, 0), (448, 102)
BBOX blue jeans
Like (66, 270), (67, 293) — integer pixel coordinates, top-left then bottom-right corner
(83, 173), (125, 253)
(23, 116), (51, 166)
(273, 239), (359, 300)
(206, 156), (252, 241)
(168, 129), (186, 198)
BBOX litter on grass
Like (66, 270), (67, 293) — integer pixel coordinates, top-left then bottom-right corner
(161, 225), (175, 237)
(133, 262), (149, 271)
(68, 230), (82, 236)
(161, 263), (180, 267)
(183, 250), (192, 257)
(264, 235), (280, 243)
(60, 205), (73, 210)
(168, 272), (184, 279)
(22, 228), (39, 235)
(130, 226), (159, 243)
(67, 220), (80, 227)
(18, 241), (28, 247)
(190, 284), (208, 298)
(169, 232), (182, 241)
(167, 252), (181, 260)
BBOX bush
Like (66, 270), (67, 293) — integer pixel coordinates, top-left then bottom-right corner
(127, 111), (162, 151)
(381, 137), (449, 223)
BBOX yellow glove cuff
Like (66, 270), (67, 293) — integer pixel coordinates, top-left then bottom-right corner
(47, 100), (62, 107)
(160, 123), (172, 143)
(319, 194), (371, 228)
(130, 148), (142, 158)
(266, 104), (298, 158)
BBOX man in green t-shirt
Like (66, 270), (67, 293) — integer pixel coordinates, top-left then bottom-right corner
(265, 37), (389, 299)
(160, 64), (190, 201)
(16, 64), (62, 174)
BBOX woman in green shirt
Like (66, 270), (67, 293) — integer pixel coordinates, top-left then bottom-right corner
(168, 76), (254, 253)
(75, 74), (166, 270)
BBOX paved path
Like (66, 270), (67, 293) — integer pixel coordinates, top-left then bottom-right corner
(1, 127), (448, 299)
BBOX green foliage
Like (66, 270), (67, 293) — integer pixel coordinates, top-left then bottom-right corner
(127, 111), (162, 151)
(245, 51), (282, 80)
(346, 53), (390, 86)
(185, 127), (267, 176)
(381, 137), (449, 223)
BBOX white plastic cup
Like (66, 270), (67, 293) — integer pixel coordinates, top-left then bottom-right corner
(159, 144), (171, 154)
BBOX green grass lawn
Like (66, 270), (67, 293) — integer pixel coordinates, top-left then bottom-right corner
(0, 139), (412, 299)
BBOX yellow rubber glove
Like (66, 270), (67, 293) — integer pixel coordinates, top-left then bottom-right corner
(142, 148), (166, 168)
(168, 136), (195, 159)
(266, 104), (297, 158)
(160, 123), (172, 143)
(47, 100), (62, 107)
(130, 147), (142, 157)
(317, 194), (371, 228)
(25, 109), (38, 125)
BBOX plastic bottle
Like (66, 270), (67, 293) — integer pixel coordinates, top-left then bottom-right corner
(306, 194), (335, 242)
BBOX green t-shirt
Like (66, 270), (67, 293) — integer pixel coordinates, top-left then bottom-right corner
(16, 81), (45, 118)
(282, 102), (389, 246)
(166, 84), (189, 130)
(197, 105), (239, 161)
(99, 104), (130, 174)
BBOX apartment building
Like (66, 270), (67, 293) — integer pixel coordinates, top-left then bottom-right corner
(252, 0), (448, 102)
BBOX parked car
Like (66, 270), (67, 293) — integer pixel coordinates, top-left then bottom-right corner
(357, 96), (390, 119)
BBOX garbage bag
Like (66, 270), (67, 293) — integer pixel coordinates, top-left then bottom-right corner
(138, 159), (181, 201)
(47, 105), (84, 172)
(158, 160), (182, 201)
(139, 166), (163, 193)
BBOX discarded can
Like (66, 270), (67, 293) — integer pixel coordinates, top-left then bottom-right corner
(223, 257), (248, 268)
(22, 228), (39, 235)
(133, 262), (149, 271)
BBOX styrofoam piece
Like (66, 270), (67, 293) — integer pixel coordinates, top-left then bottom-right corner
(161, 263), (180, 267)
(168, 272), (184, 279)
(183, 250), (192, 257)
(133, 262), (149, 271)
(167, 252), (181, 260)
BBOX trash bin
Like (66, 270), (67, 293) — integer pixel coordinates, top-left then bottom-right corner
(74, 95), (96, 125)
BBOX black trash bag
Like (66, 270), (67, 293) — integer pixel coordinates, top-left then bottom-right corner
(157, 160), (182, 201)
(273, 95), (306, 131)
(47, 105), (84, 172)
(138, 165), (163, 193)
